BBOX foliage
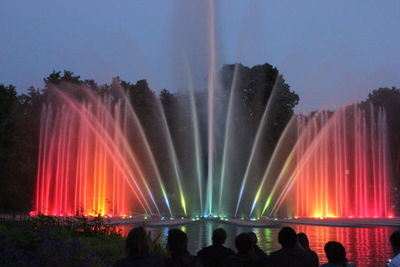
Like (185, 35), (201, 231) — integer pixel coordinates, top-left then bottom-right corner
(0, 216), (112, 266)
(364, 87), (400, 213)
(0, 85), (41, 213)
(0, 215), (168, 266)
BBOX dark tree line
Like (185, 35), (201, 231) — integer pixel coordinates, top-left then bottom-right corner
(1, 64), (399, 214)
(0, 85), (43, 212)
(363, 87), (400, 210)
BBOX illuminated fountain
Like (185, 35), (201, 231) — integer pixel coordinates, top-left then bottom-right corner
(245, 104), (393, 219)
(34, 86), (174, 217)
(33, 81), (394, 219)
(293, 105), (391, 218)
(32, 0), (394, 220)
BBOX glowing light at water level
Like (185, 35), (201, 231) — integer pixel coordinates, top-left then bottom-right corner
(292, 105), (392, 218)
(34, 88), (171, 217)
(258, 105), (393, 218)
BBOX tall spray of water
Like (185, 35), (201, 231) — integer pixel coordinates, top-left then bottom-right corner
(218, 64), (239, 215)
(250, 104), (393, 218)
(35, 97), (155, 216)
(154, 97), (187, 216)
(184, 60), (204, 215)
(291, 105), (392, 218)
(206, 0), (217, 215)
(119, 86), (173, 216)
(234, 75), (284, 216)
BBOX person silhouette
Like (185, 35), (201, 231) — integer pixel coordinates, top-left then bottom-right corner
(297, 232), (319, 267)
(248, 232), (268, 260)
(197, 228), (235, 267)
(223, 233), (265, 267)
(114, 227), (164, 267)
(388, 231), (400, 267)
(165, 228), (202, 267)
(269, 227), (312, 267)
(321, 241), (355, 267)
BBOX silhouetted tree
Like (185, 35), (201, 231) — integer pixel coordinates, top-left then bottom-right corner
(0, 85), (43, 212)
(365, 87), (400, 213)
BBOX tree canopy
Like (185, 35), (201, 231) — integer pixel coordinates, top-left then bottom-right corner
(1, 64), (399, 214)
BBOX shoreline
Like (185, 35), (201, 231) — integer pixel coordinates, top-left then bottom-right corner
(3, 214), (400, 228)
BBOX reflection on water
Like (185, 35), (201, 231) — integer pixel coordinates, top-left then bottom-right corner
(117, 221), (399, 266)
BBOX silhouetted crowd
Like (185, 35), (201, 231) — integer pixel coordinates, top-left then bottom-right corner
(114, 226), (400, 267)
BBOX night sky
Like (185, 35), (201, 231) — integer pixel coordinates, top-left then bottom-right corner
(1, 0), (399, 112)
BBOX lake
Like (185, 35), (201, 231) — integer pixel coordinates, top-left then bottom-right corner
(117, 221), (399, 266)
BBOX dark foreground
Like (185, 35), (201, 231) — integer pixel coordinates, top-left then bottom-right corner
(1, 216), (399, 266)
(119, 220), (399, 266)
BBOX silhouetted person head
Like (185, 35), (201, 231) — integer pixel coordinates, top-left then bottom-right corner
(297, 233), (310, 249)
(248, 232), (258, 246)
(167, 229), (188, 254)
(126, 227), (150, 257)
(212, 228), (227, 245)
(278, 227), (297, 249)
(235, 233), (253, 253)
(390, 231), (400, 254)
(324, 241), (347, 265)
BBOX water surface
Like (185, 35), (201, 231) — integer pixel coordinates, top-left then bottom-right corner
(118, 221), (399, 267)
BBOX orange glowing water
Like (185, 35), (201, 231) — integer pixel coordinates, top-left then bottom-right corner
(293, 104), (392, 218)
(34, 97), (155, 216)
